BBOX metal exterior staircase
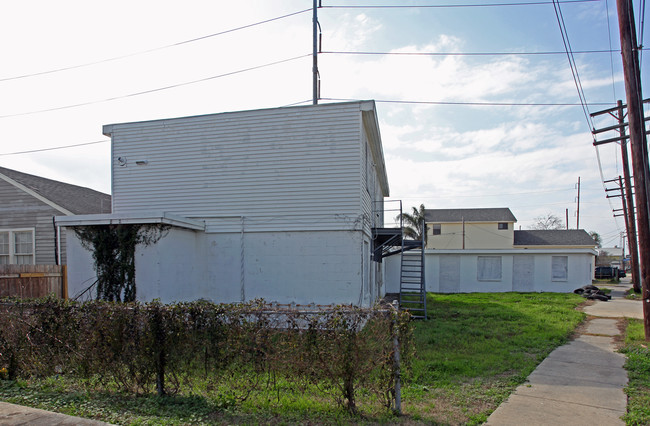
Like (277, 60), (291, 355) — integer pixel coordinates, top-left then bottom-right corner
(399, 240), (426, 319)
(372, 202), (426, 319)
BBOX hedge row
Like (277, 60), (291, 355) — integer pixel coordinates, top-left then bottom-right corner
(0, 298), (413, 413)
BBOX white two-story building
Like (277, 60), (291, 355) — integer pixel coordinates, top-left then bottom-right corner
(57, 101), (390, 306)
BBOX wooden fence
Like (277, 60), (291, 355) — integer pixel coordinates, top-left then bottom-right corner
(0, 265), (67, 299)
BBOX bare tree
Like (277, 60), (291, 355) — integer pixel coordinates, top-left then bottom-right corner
(530, 213), (564, 230)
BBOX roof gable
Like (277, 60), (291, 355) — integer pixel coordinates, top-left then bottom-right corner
(425, 208), (516, 223)
(0, 167), (111, 215)
(514, 230), (596, 246)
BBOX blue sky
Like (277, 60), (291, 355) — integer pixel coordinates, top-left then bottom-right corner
(0, 0), (647, 248)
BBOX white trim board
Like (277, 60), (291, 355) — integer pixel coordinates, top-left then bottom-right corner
(0, 171), (74, 216)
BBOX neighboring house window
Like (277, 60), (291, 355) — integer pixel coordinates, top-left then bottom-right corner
(432, 224), (441, 235)
(477, 256), (502, 281)
(552, 256), (568, 281)
(0, 229), (35, 265)
(498, 222), (508, 230)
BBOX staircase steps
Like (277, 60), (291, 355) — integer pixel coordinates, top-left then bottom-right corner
(399, 247), (426, 319)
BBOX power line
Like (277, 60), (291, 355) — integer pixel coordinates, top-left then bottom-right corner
(322, 49), (620, 57)
(594, 145), (624, 232)
(391, 187), (575, 199)
(0, 54), (311, 119)
(552, 0), (594, 132)
(605, 0), (618, 101)
(321, 0), (598, 8)
(0, 140), (109, 156)
(0, 8), (311, 83)
(639, 0), (647, 67)
(321, 97), (614, 106)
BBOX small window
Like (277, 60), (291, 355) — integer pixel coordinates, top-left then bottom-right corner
(432, 224), (441, 235)
(552, 256), (568, 281)
(498, 222), (508, 230)
(478, 256), (502, 281)
(0, 229), (35, 265)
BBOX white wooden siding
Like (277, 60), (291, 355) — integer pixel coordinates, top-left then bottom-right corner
(109, 103), (369, 232)
(360, 123), (384, 234)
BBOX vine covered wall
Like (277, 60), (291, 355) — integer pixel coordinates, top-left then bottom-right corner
(73, 224), (170, 301)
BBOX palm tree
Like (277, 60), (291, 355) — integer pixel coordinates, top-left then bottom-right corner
(397, 204), (427, 243)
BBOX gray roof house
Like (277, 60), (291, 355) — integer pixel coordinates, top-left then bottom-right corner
(424, 208), (517, 224)
(514, 230), (597, 247)
(0, 166), (110, 265)
(385, 207), (598, 294)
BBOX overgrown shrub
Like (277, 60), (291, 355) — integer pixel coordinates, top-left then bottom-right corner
(0, 297), (413, 414)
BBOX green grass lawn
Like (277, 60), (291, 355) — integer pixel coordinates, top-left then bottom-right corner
(621, 319), (650, 426)
(403, 292), (585, 424)
(0, 292), (586, 425)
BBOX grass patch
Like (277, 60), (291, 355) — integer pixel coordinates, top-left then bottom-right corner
(621, 319), (650, 425)
(0, 292), (586, 425)
(403, 292), (585, 424)
(626, 289), (642, 300)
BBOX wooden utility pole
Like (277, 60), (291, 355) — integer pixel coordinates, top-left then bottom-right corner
(616, 0), (650, 339)
(312, 0), (319, 105)
(617, 100), (641, 292)
(576, 177), (581, 229)
(566, 209), (569, 230)
(619, 175), (640, 290)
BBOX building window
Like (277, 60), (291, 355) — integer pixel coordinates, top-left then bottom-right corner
(477, 256), (502, 281)
(432, 224), (441, 235)
(552, 256), (568, 281)
(498, 222), (508, 230)
(0, 229), (35, 265)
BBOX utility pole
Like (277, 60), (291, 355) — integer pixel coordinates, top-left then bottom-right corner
(462, 217), (465, 250)
(312, 0), (319, 105)
(576, 177), (581, 229)
(618, 100), (641, 292)
(566, 208), (569, 230)
(618, 175), (639, 290)
(616, 0), (650, 340)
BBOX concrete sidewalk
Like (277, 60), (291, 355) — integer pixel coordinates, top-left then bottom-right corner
(486, 282), (642, 426)
(0, 401), (113, 425)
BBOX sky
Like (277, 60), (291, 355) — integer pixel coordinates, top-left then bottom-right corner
(0, 0), (647, 248)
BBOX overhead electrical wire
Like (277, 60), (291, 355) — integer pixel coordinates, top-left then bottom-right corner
(320, 97), (614, 106)
(392, 187), (575, 199)
(0, 8), (311, 83)
(595, 145), (624, 232)
(605, 0), (618, 101)
(0, 140), (109, 156)
(321, 49), (620, 56)
(321, 0), (598, 8)
(0, 54), (311, 119)
(639, 0), (646, 67)
(552, 0), (594, 132)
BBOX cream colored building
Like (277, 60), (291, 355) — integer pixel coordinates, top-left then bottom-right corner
(385, 208), (598, 293)
(425, 208), (516, 250)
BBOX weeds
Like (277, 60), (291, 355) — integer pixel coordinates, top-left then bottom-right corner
(621, 318), (650, 425)
(0, 292), (586, 424)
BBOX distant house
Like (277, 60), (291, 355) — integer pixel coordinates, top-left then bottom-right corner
(386, 208), (597, 293)
(597, 247), (624, 268)
(0, 167), (110, 265)
(57, 101), (391, 306)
